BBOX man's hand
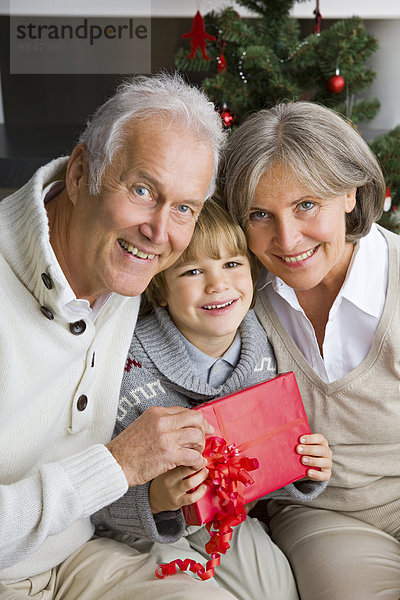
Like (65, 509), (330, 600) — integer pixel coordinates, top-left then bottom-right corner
(106, 406), (214, 487)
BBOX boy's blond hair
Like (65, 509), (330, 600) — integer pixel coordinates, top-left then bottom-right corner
(143, 199), (258, 312)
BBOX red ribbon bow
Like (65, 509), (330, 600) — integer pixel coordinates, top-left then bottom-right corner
(155, 436), (259, 581)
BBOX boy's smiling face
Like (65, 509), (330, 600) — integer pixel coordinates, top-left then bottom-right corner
(161, 246), (254, 357)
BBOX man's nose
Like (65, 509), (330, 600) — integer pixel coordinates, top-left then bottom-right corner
(139, 206), (169, 245)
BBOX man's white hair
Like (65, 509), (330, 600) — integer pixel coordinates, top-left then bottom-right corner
(79, 72), (226, 198)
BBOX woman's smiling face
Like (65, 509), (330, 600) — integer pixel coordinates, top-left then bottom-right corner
(247, 165), (357, 292)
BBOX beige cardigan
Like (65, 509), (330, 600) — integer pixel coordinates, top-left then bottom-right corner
(255, 225), (400, 537)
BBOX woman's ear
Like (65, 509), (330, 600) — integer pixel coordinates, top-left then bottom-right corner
(345, 188), (357, 213)
(65, 144), (88, 205)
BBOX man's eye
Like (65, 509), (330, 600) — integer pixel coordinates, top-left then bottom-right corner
(171, 204), (196, 224)
(134, 186), (150, 198)
(177, 205), (191, 215)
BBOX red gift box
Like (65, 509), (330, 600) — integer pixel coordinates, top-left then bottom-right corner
(183, 372), (311, 525)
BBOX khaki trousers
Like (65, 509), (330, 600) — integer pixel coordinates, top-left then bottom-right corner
(132, 516), (299, 600)
(268, 502), (400, 600)
(0, 537), (236, 600)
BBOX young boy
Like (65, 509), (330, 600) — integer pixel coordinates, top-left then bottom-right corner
(94, 200), (332, 600)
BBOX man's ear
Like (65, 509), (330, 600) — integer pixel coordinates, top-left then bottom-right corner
(65, 144), (88, 205)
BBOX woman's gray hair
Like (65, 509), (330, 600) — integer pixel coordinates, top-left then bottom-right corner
(79, 72), (226, 197)
(221, 101), (386, 242)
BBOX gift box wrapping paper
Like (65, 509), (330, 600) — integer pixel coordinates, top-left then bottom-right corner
(183, 372), (311, 525)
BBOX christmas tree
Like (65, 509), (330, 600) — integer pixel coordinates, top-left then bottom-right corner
(175, 0), (399, 232)
(369, 127), (400, 234)
(175, 1), (379, 125)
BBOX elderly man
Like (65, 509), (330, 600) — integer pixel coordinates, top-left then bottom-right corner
(0, 73), (233, 599)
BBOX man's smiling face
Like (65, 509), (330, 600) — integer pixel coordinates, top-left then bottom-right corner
(66, 117), (215, 302)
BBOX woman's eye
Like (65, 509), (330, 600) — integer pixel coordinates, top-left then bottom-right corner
(248, 210), (269, 221)
(299, 201), (315, 211)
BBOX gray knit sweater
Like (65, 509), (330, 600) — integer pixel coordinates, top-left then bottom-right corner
(93, 308), (326, 543)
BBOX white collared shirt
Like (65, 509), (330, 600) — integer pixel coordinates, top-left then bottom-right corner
(259, 224), (388, 382)
(180, 330), (241, 388)
(42, 181), (112, 321)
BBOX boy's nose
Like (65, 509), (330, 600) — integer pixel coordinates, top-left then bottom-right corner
(204, 273), (229, 294)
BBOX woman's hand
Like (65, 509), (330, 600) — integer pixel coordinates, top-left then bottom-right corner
(149, 465), (209, 514)
(296, 433), (332, 482)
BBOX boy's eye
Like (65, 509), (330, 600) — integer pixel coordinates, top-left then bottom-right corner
(181, 268), (202, 277)
(224, 261), (240, 269)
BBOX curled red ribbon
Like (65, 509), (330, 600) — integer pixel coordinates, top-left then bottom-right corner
(155, 436), (259, 581)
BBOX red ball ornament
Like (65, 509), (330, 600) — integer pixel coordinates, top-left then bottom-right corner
(326, 69), (345, 94)
(218, 104), (236, 127)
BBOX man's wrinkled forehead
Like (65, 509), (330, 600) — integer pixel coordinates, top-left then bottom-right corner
(107, 116), (214, 194)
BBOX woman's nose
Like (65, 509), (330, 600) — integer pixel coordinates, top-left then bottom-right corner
(273, 217), (303, 253)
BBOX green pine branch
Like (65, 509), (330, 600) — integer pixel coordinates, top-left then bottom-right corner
(370, 126), (400, 233)
(370, 126), (400, 195)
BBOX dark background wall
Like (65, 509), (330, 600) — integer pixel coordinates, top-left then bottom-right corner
(0, 15), (315, 187)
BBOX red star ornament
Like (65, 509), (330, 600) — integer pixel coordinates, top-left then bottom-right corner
(182, 10), (216, 60)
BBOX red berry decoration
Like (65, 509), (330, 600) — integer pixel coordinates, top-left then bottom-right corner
(384, 187), (392, 212)
(217, 41), (227, 73)
(327, 69), (345, 94)
(217, 52), (227, 73)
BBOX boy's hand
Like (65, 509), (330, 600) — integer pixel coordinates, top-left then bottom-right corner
(149, 465), (209, 514)
(296, 433), (332, 482)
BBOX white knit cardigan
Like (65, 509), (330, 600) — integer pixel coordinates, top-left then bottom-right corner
(0, 158), (140, 583)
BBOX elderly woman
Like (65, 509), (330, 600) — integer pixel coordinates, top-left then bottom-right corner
(221, 101), (400, 599)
